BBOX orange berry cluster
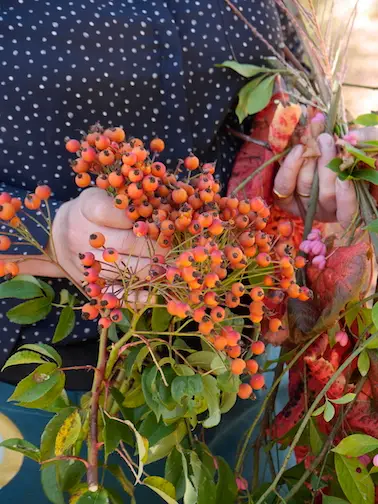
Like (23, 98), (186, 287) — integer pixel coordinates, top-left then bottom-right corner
(71, 126), (312, 400)
(0, 186), (52, 279)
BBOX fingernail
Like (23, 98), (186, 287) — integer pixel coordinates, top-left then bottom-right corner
(320, 133), (334, 148)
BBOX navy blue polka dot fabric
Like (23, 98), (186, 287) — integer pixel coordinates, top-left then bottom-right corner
(0, 0), (299, 382)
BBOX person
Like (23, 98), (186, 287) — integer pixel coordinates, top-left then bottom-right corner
(0, 0), (376, 502)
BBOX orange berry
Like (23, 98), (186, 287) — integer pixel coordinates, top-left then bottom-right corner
(24, 194), (41, 211)
(255, 253), (271, 268)
(151, 162), (167, 178)
(122, 152), (138, 167)
(226, 247), (243, 264)
(10, 198), (22, 212)
(269, 318), (283, 332)
(281, 266), (294, 279)
(132, 146), (148, 162)
(95, 175), (109, 190)
(81, 303), (99, 320)
(89, 232), (105, 248)
(150, 138), (165, 153)
(280, 256), (293, 269)
(294, 256), (307, 268)
(250, 374), (265, 390)
(142, 175), (159, 192)
(277, 220), (293, 237)
(98, 149), (115, 166)
(114, 194), (129, 209)
(35, 185), (52, 200)
(107, 171), (124, 188)
(0, 192), (11, 204)
(204, 291), (219, 308)
(193, 306), (206, 323)
(95, 135), (111, 151)
(264, 275), (274, 287)
(172, 188), (188, 205)
(238, 200), (251, 215)
(231, 358), (246, 375)
(246, 359), (259, 374)
(235, 215), (250, 229)
(110, 309), (123, 323)
(0, 236), (11, 251)
(0, 261), (5, 277)
(160, 220), (175, 236)
(199, 317), (214, 335)
(81, 146), (97, 163)
(251, 341), (265, 355)
(250, 287), (264, 302)
(79, 252), (95, 267)
(98, 317), (112, 329)
(192, 246), (207, 263)
(214, 335), (228, 351)
(75, 172), (91, 188)
(184, 154), (200, 171)
(157, 233), (172, 249)
(255, 217), (268, 230)
(280, 278), (292, 290)
(238, 383), (252, 399)
(4, 262), (19, 277)
(133, 221), (149, 237)
(227, 345), (241, 358)
(204, 273), (220, 289)
(287, 283), (301, 299)
(239, 231), (255, 248)
(208, 218), (223, 236)
(225, 292), (240, 309)
(298, 286), (313, 302)
(250, 197), (265, 213)
(176, 251), (194, 268)
(85, 283), (102, 298)
(127, 182), (144, 200)
(107, 127), (126, 143)
(9, 216), (21, 228)
(65, 138), (81, 153)
(72, 158), (90, 174)
(210, 306), (225, 322)
(231, 282), (245, 298)
(138, 202), (153, 218)
(0, 202), (16, 221)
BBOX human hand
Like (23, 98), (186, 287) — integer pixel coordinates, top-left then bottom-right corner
(51, 188), (166, 293)
(273, 127), (378, 228)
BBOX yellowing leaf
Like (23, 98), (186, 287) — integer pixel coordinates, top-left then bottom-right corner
(268, 103), (302, 153)
(55, 409), (82, 456)
(143, 476), (178, 504)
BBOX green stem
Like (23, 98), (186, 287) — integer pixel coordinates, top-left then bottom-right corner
(255, 333), (377, 504)
(87, 327), (108, 492)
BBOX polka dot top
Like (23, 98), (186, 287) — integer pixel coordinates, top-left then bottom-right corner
(0, 0), (300, 385)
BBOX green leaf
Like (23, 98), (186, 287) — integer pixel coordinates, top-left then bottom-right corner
(366, 334), (378, 349)
(201, 375), (221, 428)
(187, 351), (216, 370)
(354, 168), (378, 184)
(106, 488), (123, 504)
(171, 375), (203, 405)
(18, 343), (62, 366)
(372, 303), (378, 331)
(103, 415), (133, 460)
(0, 275), (43, 299)
(323, 497), (349, 504)
(312, 404), (326, 417)
(152, 304), (172, 333)
(139, 413), (176, 447)
(7, 297), (52, 324)
(38, 279), (55, 301)
(217, 371), (240, 393)
(146, 420), (187, 465)
(8, 363), (64, 403)
(165, 447), (186, 501)
(116, 309), (131, 333)
(107, 465), (135, 498)
(53, 306), (76, 343)
(220, 391), (237, 414)
(41, 407), (77, 460)
(105, 414), (148, 483)
(55, 409), (81, 456)
(330, 393), (356, 405)
(18, 375), (66, 411)
(76, 489), (110, 504)
(142, 366), (162, 420)
(327, 157), (343, 174)
(367, 220), (378, 233)
(215, 457), (238, 504)
(107, 323), (118, 343)
(190, 451), (216, 504)
(2, 349), (49, 370)
(236, 75), (275, 123)
(216, 60), (275, 78)
(346, 144), (377, 168)
(335, 453), (375, 504)
(41, 465), (65, 504)
(309, 419), (323, 456)
(0, 438), (40, 462)
(324, 401), (335, 422)
(358, 350), (370, 376)
(354, 113), (378, 127)
(333, 434), (378, 456)
(143, 476), (178, 504)
(180, 449), (197, 504)
(60, 460), (86, 492)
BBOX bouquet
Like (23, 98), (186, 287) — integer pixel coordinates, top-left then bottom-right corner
(0, 1), (378, 503)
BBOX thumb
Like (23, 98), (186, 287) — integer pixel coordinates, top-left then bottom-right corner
(80, 187), (134, 230)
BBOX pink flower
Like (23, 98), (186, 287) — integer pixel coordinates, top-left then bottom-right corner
(373, 454), (378, 467)
(299, 240), (312, 254)
(236, 477), (248, 492)
(335, 331), (349, 347)
(358, 455), (371, 466)
(343, 133), (358, 146)
(312, 255), (326, 270)
(311, 241), (326, 257)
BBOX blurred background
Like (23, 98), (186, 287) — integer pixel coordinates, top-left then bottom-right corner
(316, 0), (377, 117)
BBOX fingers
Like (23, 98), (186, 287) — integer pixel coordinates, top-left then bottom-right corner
(273, 145), (305, 202)
(317, 133), (337, 217)
(80, 188), (134, 230)
(335, 179), (357, 229)
(348, 126), (378, 144)
(296, 157), (316, 199)
(91, 252), (152, 281)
